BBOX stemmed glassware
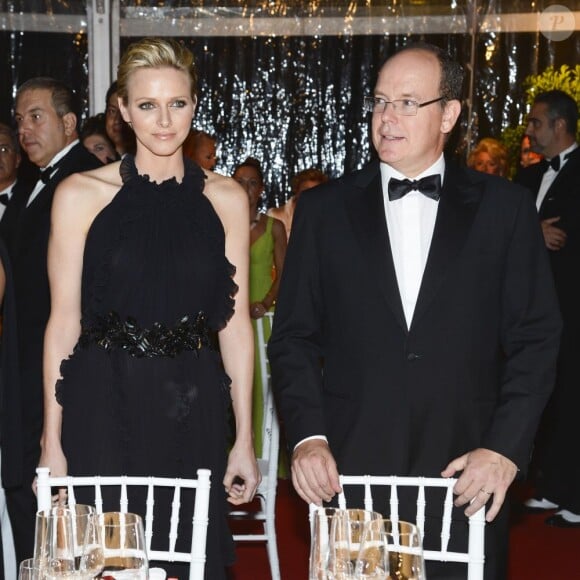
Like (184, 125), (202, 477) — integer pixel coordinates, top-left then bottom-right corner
(355, 519), (425, 579)
(310, 507), (342, 579)
(33, 504), (104, 579)
(309, 508), (382, 580)
(99, 512), (148, 579)
(18, 558), (42, 580)
(310, 510), (425, 580)
(328, 509), (383, 579)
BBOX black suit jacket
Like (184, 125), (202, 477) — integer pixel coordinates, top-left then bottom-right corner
(0, 142), (101, 487)
(515, 147), (580, 322)
(269, 160), (561, 480)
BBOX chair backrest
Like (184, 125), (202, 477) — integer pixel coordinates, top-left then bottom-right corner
(255, 312), (280, 472)
(310, 475), (485, 580)
(36, 467), (211, 580)
(230, 312), (281, 579)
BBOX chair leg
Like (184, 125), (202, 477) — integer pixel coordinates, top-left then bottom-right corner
(264, 490), (280, 580)
(265, 520), (280, 580)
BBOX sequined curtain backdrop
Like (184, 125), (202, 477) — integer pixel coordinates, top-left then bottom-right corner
(1, 1), (579, 204)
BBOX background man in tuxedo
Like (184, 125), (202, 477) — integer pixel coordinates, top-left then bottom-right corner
(515, 90), (580, 527)
(1, 77), (101, 563)
(0, 122), (21, 222)
(269, 43), (561, 579)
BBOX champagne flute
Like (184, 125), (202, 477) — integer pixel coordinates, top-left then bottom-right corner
(99, 512), (148, 579)
(310, 507), (341, 580)
(327, 509), (383, 579)
(355, 519), (425, 579)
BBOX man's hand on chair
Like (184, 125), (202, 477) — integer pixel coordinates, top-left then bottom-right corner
(292, 439), (342, 505)
(442, 447), (518, 522)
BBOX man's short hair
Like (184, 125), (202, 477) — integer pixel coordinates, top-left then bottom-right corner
(385, 42), (465, 105)
(534, 90), (579, 137)
(0, 121), (19, 153)
(16, 77), (80, 130)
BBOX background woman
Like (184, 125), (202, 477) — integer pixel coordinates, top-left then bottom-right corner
(233, 157), (286, 463)
(467, 137), (509, 177)
(39, 38), (259, 579)
(80, 113), (117, 164)
(183, 129), (218, 171)
(268, 167), (328, 241)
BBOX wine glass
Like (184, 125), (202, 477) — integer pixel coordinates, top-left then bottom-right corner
(34, 506), (76, 577)
(310, 507), (341, 579)
(18, 558), (41, 580)
(75, 505), (105, 578)
(34, 504), (104, 579)
(327, 509), (383, 579)
(99, 512), (149, 579)
(355, 519), (425, 579)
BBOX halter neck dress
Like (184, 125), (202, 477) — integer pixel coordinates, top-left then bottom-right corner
(57, 155), (236, 578)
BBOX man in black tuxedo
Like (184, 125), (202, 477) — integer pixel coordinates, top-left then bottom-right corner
(1, 78), (101, 563)
(0, 122), (21, 223)
(269, 43), (561, 579)
(515, 90), (580, 528)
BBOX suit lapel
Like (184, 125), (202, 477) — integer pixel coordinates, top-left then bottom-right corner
(346, 162), (407, 332)
(411, 164), (483, 328)
(541, 147), (580, 211)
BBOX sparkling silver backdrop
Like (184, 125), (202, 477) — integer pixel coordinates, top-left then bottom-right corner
(1, 1), (579, 205)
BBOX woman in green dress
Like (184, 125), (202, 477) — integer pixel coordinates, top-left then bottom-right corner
(233, 158), (286, 462)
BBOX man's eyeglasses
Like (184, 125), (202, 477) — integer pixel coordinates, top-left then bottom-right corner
(363, 96), (444, 116)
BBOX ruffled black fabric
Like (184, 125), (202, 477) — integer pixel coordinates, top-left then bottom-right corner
(81, 154), (238, 333)
(77, 310), (217, 358)
(59, 155), (238, 577)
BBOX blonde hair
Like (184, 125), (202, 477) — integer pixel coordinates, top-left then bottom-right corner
(117, 38), (198, 104)
(467, 138), (509, 178)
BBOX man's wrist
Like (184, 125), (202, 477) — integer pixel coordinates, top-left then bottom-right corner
(294, 435), (328, 452)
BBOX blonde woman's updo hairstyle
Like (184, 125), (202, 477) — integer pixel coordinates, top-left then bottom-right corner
(116, 38), (198, 104)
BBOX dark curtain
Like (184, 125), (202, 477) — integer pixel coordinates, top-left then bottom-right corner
(0, 31), (89, 127)
(120, 33), (475, 206)
(1, 19), (577, 205)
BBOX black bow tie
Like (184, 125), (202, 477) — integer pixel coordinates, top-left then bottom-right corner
(39, 156), (66, 184)
(544, 152), (571, 173)
(39, 165), (57, 184)
(547, 156), (561, 172)
(388, 174), (442, 202)
(0, 193), (9, 206)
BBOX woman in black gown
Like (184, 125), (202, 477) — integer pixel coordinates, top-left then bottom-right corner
(38, 38), (260, 578)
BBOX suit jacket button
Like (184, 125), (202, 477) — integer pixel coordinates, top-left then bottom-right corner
(407, 352), (421, 361)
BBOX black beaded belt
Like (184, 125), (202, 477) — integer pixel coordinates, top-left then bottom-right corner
(78, 311), (217, 358)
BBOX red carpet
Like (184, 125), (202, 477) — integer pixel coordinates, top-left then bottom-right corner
(229, 479), (580, 579)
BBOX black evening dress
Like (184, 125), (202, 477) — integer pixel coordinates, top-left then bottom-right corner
(57, 155), (237, 579)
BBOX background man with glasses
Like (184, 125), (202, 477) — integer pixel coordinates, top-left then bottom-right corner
(269, 42), (561, 579)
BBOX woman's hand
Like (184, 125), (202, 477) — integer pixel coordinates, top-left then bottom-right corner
(223, 440), (261, 505)
(250, 301), (267, 319)
(35, 444), (68, 504)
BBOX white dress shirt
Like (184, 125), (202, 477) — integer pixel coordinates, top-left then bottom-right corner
(295, 156), (445, 450)
(0, 179), (16, 221)
(536, 142), (578, 211)
(381, 154), (444, 328)
(26, 140), (79, 207)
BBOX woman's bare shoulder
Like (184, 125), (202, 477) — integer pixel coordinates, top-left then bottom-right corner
(203, 170), (248, 214)
(267, 206), (283, 219)
(54, 162), (122, 220)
